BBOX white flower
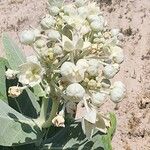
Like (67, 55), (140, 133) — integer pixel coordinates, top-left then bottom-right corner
(81, 104), (110, 139)
(19, 30), (35, 45)
(18, 62), (43, 87)
(103, 64), (120, 79)
(66, 83), (85, 101)
(52, 115), (65, 127)
(47, 29), (61, 41)
(62, 15), (85, 29)
(110, 46), (124, 64)
(49, 6), (60, 16)
(62, 35), (85, 52)
(80, 25), (91, 35)
(91, 92), (106, 107)
(40, 15), (56, 29)
(60, 62), (85, 83)
(110, 81), (126, 103)
(5, 69), (19, 80)
(87, 59), (100, 76)
(8, 86), (24, 98)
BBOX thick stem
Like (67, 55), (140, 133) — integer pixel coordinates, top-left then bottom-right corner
(42, 99), (59, 128)
(39, 97), (49, 122)
(35, 98), (49, 127)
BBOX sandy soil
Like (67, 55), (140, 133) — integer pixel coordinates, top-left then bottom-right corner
(0, 0), (150, 149)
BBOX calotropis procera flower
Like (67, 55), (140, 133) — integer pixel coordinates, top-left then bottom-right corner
(8, 86), (26, 98)
(5, 69), (19, 80)
(18, 61), (43, 87)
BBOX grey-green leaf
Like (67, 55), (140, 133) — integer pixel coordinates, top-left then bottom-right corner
(0, 100), (42, 146)
(2, 33), (26, 70)
(0, 57), (9, 102)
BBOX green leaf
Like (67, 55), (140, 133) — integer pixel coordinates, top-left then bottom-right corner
(2, 33), (26, 70)
(33, 84), (47, 98)
(42, 113), (117, 150)
(0, 57), (9, 102)
(0, 100), (42, 147)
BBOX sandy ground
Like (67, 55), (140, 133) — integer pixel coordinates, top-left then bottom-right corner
(0, 0), (150, 149)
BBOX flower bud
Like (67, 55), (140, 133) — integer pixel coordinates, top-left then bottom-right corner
(63, 5), (77, 15)
(78, 7), (88, 18)
(110, 81), (126, 103)
(8, 86), (23, 98)
(76, 59), (89, 71)
(35, 39), (46, 48)
(111, 29), (120, 37)
(87, 15), (100, 23)
(66, 83), (85, 101)
(91, 92), (106, 106)
(19, 30), (35, 45)
(47, 29), (61, 41)
(53, 45), (63, 55)
(60, 62), (85, 83)
(52, 115), (65, 127)
(87, 59), (100, 76)
(5, 69), (19, 80)
(103, 64), (120, 79)
(40, 15), (56, 29)
(49, 6), (60, 16)
(90, 21), (104, 31)
(111, 46), (124, 64)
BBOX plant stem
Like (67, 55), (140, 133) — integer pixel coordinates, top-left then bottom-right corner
(42, 99), (59, 128)
(39, 97), (49, 122)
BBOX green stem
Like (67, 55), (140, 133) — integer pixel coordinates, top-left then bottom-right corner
(42, 99), (59, 128)
(35, 97), (49, 128)
(39, 97), (49, 122)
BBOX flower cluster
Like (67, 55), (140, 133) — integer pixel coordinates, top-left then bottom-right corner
(6, 0), (126, 138)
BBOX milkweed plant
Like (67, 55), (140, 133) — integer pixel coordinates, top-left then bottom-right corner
(0, 0), (126, 149)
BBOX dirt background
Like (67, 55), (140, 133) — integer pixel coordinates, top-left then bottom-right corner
(0, 0), (150, 149)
